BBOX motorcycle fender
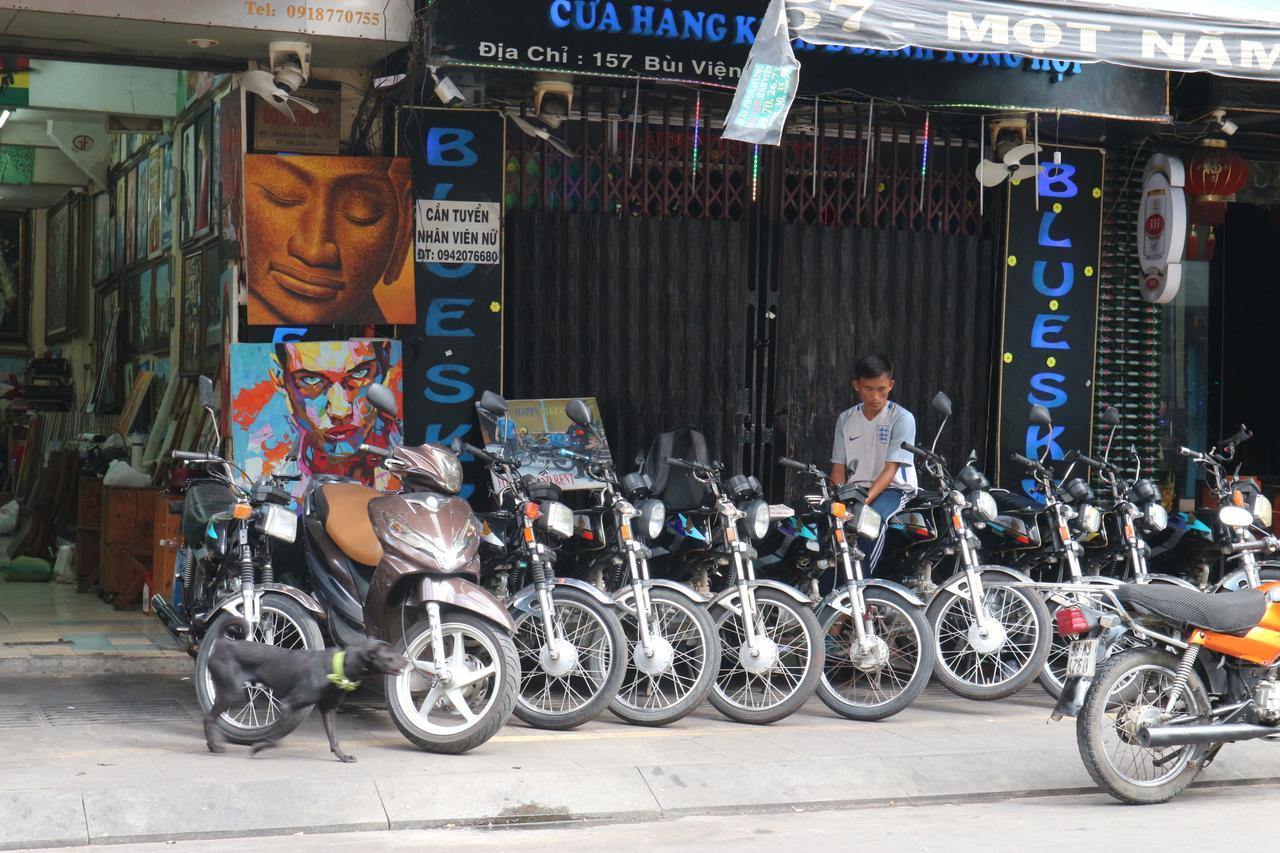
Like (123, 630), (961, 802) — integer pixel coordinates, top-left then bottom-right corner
(931, 564), (1034, 604)
(414, 575), (515, 633)
(709, 578), (812, 615)
(509, 577), (617, 615)
(1051, 675), (1091, 720)
(819, 579), (927, 616)
(1143, 573), (1200, 591)
(612, 579), (709, 612)
(862, 578), (926, 607)
(210, 585), (326, 622)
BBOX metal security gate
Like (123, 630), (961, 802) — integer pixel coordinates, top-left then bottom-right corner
(502, 92), (998, 492)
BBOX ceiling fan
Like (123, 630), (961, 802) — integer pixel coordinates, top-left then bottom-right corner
(241, 69), (318, 123)
(975, 133), (1043, 188)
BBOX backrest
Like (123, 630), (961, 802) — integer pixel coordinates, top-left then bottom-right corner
(643, 427), (712, 511)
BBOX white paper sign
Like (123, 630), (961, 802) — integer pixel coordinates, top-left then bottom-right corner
(414, 200), (501, 265)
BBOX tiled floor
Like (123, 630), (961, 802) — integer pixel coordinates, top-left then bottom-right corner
(0, 573), (183, 659)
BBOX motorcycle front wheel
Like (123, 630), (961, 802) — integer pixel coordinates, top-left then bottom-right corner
(709, 587), (822, 725)
(926, 576), (1051, 700)
(387, 611), (519, 754)
(1078, 646), (1212, 804)
(511, 586), (627, 730)
(610, 588), (720, 727)
(816, 588), (935, 721)
(194, 592), (324, 745)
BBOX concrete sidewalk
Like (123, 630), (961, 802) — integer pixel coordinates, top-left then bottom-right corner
(3, 673), (1280, 850)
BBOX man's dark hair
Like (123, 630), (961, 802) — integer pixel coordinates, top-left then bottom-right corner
(853, 354), (894, 381)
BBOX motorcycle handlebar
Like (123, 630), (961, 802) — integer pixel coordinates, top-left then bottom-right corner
(778, 457), (809, 472)
(171, 450), (218, 463)
(1075, 452), (1113, 472)
(1218, 425), (1253, 451)
(558, 448), (591, 462)
(465, 442), (493, 464)
(358, 443), (392, 459)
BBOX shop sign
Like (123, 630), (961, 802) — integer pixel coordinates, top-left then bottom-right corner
(252, 85), (341, 155)
(996, 147), (1104, 498)
(397, 108), (505, 501)
(1137, 154), (1186, 305)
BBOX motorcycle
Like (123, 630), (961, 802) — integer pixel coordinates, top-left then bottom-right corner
(469, 392), (628, 730)
(300, 384), (519, 754)
(662, 456), (823, 724)
(153, 376), (326, 745)
(778, 457), (935, 720)
(894, 392), (1053, 700)
(556, 400), (720, 726)
(1051, 517), (1280, 803)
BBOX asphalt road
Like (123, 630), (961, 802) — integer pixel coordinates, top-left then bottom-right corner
(36, 784), (1280, 853)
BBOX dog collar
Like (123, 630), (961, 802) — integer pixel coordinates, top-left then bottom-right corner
(327, 651), (361, 692)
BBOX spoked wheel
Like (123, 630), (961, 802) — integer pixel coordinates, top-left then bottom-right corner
(816, 588), (935, 721)
(511, 586), (627, 730)
(387, 612), (519, 754)
(1039, 585), (1136, 699)
(1078, 647), (1212, 804)
(610, 588), (720, 727)
(194, 593), (324, 745)
(709, 587), (822, 725)
(926, 577), (1052, 700)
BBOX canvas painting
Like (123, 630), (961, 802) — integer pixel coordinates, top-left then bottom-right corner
(180, 249), (201, 375)
(0, 211), (27, 344)
(476, 397), (612, 492)
(135, 157), (149, 264)
(230, 339), (403, 496)
(219, 87), (243, 245)
(161, 144), (173, 249)
(243, 155), (415, 326)
(125, 167), (137, 266)
(45, 200), (69, 341)
(154, 260), (171, 349)
(147, 147), (163, 256)
(181, 121), (196, 243)
(195, 110), (212, 237)
(138, 267), (153, 351)
(113, 172), (125, 272)
(92, 192), (110, 284)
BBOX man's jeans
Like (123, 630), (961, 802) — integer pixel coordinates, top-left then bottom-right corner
(862, 489), (911, 576)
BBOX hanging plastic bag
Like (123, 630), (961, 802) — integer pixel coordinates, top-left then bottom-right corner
(722, 0), (800, 146)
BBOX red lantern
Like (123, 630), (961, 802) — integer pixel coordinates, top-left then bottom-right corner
(1186, 139), (1248, 226)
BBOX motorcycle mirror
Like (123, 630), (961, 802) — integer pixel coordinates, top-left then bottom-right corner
(565, 398), (592, 427)
(967, 449), (977, 464)
(1102, 406), (1120, 426)
(449, 436), (465, 456)
(1029, 404), (1053, 427)
(366, 383), (399, 418)
(478, 390), (509, 416)
(198, 375), (214, 409)
(931, 391), (952, 418)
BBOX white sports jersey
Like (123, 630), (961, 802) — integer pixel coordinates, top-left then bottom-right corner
(831, 401), (918, 492)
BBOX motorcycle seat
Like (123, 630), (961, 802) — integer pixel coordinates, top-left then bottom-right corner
(1116, 583), (1266, 635)
(316, 483), (384, 567)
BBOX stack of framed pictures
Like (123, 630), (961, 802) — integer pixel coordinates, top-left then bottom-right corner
(0, 210), (29, 348)
(46, 193), (83, 344)
(177, 93), (225, 377)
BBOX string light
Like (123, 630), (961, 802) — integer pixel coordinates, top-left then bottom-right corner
(919, 111), (930, 210)
(692, 90), (701, 176)
(752, 144), (761, 202)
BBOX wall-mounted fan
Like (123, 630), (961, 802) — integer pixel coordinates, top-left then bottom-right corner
(241, 42), (317, 123)
(976, 124), (1042, 188)
(507, 111), (575, 158)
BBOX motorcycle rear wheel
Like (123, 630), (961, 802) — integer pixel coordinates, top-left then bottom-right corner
(610, 588), (720, 727)
(1078, 646), (1211, 804)
(194, 593), (324, 745)
(387, 611), (519, 754)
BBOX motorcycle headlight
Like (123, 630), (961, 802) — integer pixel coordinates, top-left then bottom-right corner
(539, 500), (575, 539)
(257, 504), (297, 544)
(854, 505), (882, 540)
(1255, 495), (1273, 528)
(970, 490), (998, 522)
(1144, 503), (1168, 532)
(1076, 504), (1102, 535)
(636, 498), (665, 541)
(743, 499), (770, 539)
(1219, 505), (1254, 529)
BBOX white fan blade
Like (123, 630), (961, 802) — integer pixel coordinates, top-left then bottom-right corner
(544, 134), (576, 158)
(267, 96), (296, 122)
(1003, 142), (1043, 167)
(240, 69), (277, 95)
(975, 160), (1009, 187)
(1012, 162), (1043, 182)
(507, 112), (541, 139)
(288, 95), (320, 115)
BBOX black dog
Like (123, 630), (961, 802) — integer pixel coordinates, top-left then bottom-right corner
(204, 638), (407, 763)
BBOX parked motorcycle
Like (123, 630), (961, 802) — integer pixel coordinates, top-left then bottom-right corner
(779, 457), (935, 720)
(153, 376), (326, 745)
(469, 392), (627, 730)
(660, 456), (823, 724)
(895, 393), (1052, 700)
(300, 384), (519, 754)
(555, 400), (720, 726)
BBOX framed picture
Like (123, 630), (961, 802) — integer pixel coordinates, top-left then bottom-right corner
(0, 211), (28, 344)
(125, 166), (137, 265)
(200, 251), (224, 373)
(91, 284), (123, 414)
(154, 259), (171, 352)
(147, 146), (163, 257)
(181, 120), (196, 243)
(195, 108), (213, 238)
(160, 143), (173, 250)
(45, 194), (81, 343)
(124, 268), (142, 351)
(113, 171), (125, 272)
(135, 156), (149, 263)
(180, 248), (202, 375)
(91, 192), (110, 284)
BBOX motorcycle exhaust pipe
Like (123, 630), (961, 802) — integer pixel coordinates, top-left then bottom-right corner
(150, 594), (189, 644)
(1138, 722), (1280, 748)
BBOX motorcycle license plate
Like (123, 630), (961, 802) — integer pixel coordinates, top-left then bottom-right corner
(1066, 639), (1099, 678)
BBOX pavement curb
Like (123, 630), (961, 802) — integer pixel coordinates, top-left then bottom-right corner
(0, 655), (192, 678)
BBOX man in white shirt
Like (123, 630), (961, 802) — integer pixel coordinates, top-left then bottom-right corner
(830, 355), (918, 574)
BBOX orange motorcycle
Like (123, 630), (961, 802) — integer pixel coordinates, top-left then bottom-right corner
(1052, 497), (1280, 803)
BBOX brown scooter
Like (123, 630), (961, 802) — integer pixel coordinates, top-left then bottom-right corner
(300, 384), (518, 754)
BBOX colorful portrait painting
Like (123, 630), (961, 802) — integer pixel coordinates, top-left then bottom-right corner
(230, 340), (403, 494)
(476, 397), (612, 492)
(243, 155), (415, 326)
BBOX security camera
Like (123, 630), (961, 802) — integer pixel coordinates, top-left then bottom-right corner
(268, 41), (311, 93)
(431, 68), (465, 106)
(1212, 109), (1239, 137)
(533, 80), (574, 130)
